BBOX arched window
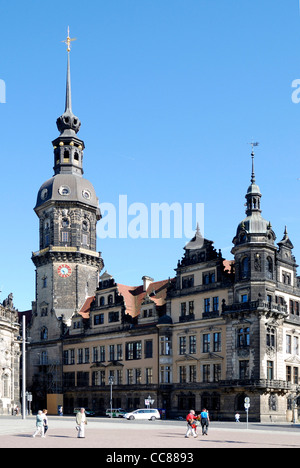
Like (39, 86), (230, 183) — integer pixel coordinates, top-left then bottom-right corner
(41, 327), (48, 341)
(63, 150), (70, 162)
(108, 294), (113, 305)
(2, 373), (10, 398)
(100, 297), (105, 307)
(241, 256), (250, 279)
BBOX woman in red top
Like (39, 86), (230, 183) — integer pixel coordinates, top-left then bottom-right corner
(185, 410), (198, 438)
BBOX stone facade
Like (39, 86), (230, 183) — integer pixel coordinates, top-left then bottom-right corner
(25, 52), (300, 422)
(0, 295), (20, 415)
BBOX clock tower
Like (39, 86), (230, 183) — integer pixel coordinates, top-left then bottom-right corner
(30, 36), (103, 347)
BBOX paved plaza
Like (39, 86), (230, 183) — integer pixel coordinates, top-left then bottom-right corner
(0, 416), (300, 450)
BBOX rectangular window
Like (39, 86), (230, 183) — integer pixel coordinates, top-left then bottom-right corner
(145, 340), (153, 358)
(213, 332), (221, 352)
(116, 369), (122, 385)
(116, 344), (123, 361)
(213, 364), (221, 382)
(179, 336), (186, 355)
(145, 368), (153, 384)
(294, 337), (299, 356)
(160, 366), (171, 384)
(61, 231), (69, 243)
(294, 367), (299, 385)
(286, 366), (292, 382)
(239, 361), (249, 380)
(77, 348), (83, 364)
(127, 369), (133, 385)
(189, 301), (194, 315)
(189, 365), (197, 383)
(63, 350), (69, 366)
(267, 330), (275, 348)
(203, 271), (216, 285)
(189, 336), (196, 354)
(182, 275), (194, 289)
(135, 368), (142, 385)
(286, 335), (292, 354)
(109, 345), (115, 361)
(267, 361), (274, 380)
(100, 346), (105, 362)
(92, 347), (98, 363)
(179, 366), (186, 383)
(125, 342), (142, 360)
(204, 298), (210, 313)
(94, 314), (104, 325)
(203, 334), (210, 353)
(160, 336), (171, 356)
(109, 311), (119, 323)
(237, 328), (250, 348)
(213, 296), (219, 312)
(203, 365), (210, 382)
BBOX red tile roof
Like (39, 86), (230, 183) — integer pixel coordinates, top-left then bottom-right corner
(79, 279), (170, 319)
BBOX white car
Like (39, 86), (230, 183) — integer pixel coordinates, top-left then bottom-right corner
(124, 409), (161, 421)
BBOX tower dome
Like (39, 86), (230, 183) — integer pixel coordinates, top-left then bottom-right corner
(233, 146), (276, 249)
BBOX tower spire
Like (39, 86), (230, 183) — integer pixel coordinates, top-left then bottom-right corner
(250, 141), (259, 184)
(62, 27), (76, 113)
(56, 27), (81, 137)
(52, 28), (84, 176)
(65, 52), (72, 112)
(245, 142), (262, 216)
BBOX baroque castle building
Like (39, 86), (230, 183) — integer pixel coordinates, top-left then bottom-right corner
(25, 46), (300, 422)
(0, 294), (20, 415)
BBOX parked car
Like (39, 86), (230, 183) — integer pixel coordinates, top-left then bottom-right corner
(124, 409), (161, 421)
(105, 408), (127, 418)
(73, 408), (96, 416)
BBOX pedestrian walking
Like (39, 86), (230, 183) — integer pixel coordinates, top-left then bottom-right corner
(185, 409), (198, 438)
(235, 412), (240, 423)
(200, 408), (210, 436)
(32, 411), (45, 438)
(76, 408), (87, 438)
(43, 409), (49, 436)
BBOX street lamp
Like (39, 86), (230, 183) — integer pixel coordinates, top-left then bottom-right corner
(108, 376), (114, 418)
(146, 395), (155, 409)
(21, 314), (27, 420)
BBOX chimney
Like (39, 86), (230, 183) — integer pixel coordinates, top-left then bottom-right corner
(142, 276), (154, 292)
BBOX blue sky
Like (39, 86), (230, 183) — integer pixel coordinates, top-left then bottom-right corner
(0, 0), (300, 311)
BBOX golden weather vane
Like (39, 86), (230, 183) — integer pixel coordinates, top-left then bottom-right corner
(62, 26), (77, 52)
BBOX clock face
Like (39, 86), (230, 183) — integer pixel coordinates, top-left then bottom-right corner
(57, 264), (72, 278)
